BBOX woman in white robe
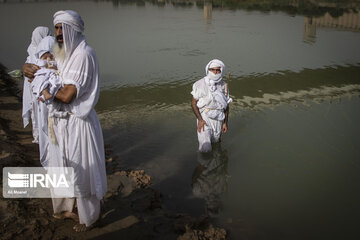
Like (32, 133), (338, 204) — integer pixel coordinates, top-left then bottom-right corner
(22, 26), (52, 143)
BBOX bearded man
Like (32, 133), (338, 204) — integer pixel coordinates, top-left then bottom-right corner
(191, 59), (232, 152)
(23, 10), (107, 232)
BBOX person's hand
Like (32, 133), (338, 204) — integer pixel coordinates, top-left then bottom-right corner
(222, 122), (228, 133)
(197, 119), (207, 132)
(22, 63), (40, 79)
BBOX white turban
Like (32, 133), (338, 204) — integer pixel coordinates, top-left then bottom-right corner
(53, 10), (86, 67)
(204, 59), (226, 91)
(205, 59), (225, 76)
(53, 10), (84, 33)
(35, 36), (55, 60)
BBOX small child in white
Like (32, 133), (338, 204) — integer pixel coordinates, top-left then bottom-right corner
(30, 35), (61, 167)
(31, 36), (61, 103)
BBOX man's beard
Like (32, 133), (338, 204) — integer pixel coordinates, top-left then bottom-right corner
(53, 42), (65, 62)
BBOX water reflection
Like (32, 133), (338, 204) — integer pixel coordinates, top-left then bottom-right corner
(203, 0), (212, 25)
(303, 10), (360, 43)
(157, 0), (165, 7)
(171, 0), (194, 8)
(192, 143), (229, 217)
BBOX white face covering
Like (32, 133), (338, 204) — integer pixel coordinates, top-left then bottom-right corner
(205, 72), (222, 92)
(204, 59), (225, 92)
(207, 71), (222, 82)
(53, 10), (85, 70)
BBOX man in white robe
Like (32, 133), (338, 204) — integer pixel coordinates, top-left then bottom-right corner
(23, 10), (107, 232)
(22, 26), (52, 143)
(191, 59), (232, 152)
(50, 10), (107, 232)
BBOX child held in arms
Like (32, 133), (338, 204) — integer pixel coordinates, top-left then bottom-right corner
(30, 35), (62, 161)
(31, 35), (61, 103)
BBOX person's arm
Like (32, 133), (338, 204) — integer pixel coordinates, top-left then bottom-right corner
(222, 105), (229, 133)
(191, 97), (207, 132)
(22, 63), (40, 81)
(55, 85), (77, 104)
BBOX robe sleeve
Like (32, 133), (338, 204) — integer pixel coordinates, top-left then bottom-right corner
(62, 52), (91, 97)
(61, 48), (100, 119)
(191, 79), (203, 100)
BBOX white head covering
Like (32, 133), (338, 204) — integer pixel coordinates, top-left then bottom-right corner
(204, 59), (226, 92)
(53, 10), (84, 33)
(35, 36), (55, 60)
(26, 26), (52, 63)
(205, 59), (225, 76)
(52, 9), (100, 120)
(53, 10), (85, 65)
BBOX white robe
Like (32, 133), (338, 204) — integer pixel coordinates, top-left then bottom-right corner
(30, 65), (60, 167)
(29, 36), (57, 166)
(22, 27), (51, 142)
(31, 66), (60, 101)
(191, 78), (231, 152)
(48, 39), (107, 227)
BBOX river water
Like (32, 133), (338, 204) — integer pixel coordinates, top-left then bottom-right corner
(1, 1), (360, 239)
